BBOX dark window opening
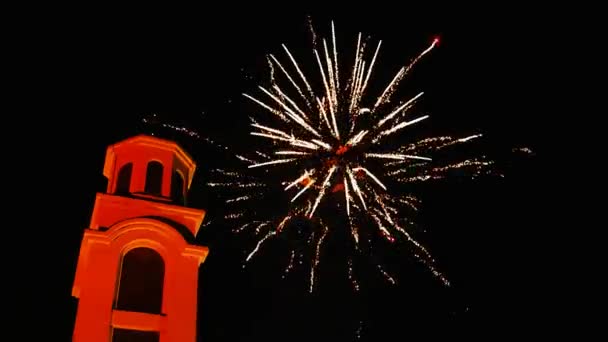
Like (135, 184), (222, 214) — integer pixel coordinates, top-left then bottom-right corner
(144, 161), (163, 195)
(115, 247), (164, 314)
(112, 329), (160, 342)
(171, 171), (185, 205)
(116, 163), (133, 194)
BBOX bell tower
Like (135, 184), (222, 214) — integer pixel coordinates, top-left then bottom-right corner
(72, 135), (209, 342)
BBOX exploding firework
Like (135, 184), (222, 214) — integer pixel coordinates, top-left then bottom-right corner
(144, 22), (520, 292)
(238, 22), (487, 290)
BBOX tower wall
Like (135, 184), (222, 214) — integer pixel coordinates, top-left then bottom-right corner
(71, 135), (208, 342)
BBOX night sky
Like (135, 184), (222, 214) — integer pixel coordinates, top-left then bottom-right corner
(36, 7), (545, 341)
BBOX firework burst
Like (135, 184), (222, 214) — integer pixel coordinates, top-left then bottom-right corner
(237, 22), (490, 290)
(145, 22), (516, 292)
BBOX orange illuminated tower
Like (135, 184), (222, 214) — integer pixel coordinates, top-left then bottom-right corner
(72, 135), (209, 342)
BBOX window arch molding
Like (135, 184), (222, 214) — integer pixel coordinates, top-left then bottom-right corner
(72, 218), (209, 299)
(119, 239), (169, 263)
(107, 218), (189, 256)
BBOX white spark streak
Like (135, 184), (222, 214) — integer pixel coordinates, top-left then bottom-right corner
(246, 230), (276, 262)
(373, 39), (438, 110)
(282, 44), (316, 99)
(331, 21), (339, 92)
(248, 158), (296, 168)
(251, 123), (291, 138)
(258, 86), (321, 137)
(275, 151), (311, 156)
(308, 166), (337, 218)
(373, 115), (430, 142)
(243, 93), (289, 122)
(310, 224), (329, 293)
(376, 92), (424, 128)
(226, 195), (250, 203)
(314, 49), (340, 139)
(344, 177), (351, 216)
(312, 139), (332, 150)
(347, 167), (366, 210)
(272, 85), (310, 121)
(458, 134), (482, 142)
(285, 170), (312, 190)
(352, 167), (387, 190)
(316, 97), (334, 134)
(291, 180), (316, 202)
(347, 130), (368, 146)
(360, 40), (382, 96)
(366, 153), (432, 161)
(250, 132), (319, 150)
(269, 54), (310, 107)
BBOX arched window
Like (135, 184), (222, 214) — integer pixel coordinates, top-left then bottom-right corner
(115, 247), (164, 314)
(144, 161), (163, 195)
(112, 329), (159, 342)
(116, 163), (133, 194)
(171, 170), (185, 205)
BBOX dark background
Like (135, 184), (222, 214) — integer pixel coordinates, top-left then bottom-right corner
(32, 6), (547, 341)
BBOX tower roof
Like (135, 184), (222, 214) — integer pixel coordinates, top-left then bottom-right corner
(103, 134), (197, 187)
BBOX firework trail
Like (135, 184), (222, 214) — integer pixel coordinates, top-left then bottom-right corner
(144, 22), (522, 292)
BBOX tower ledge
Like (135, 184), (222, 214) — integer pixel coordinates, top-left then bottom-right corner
(90, 193), (206, 237)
